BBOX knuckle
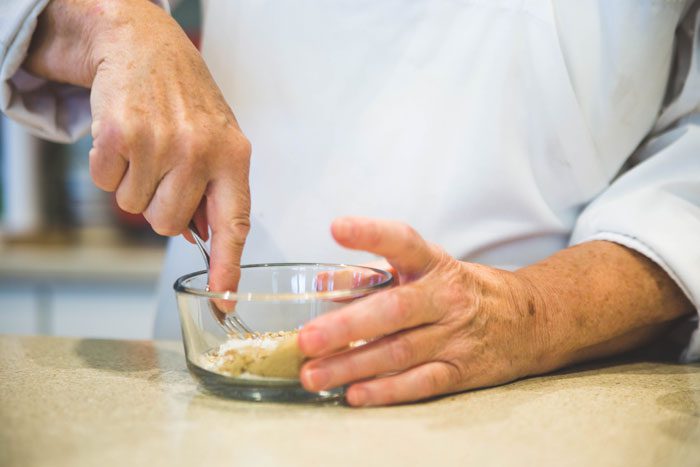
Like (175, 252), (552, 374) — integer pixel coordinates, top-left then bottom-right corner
(400, 223), (418, 241)
(386, 335), (414, 368)
(120, 122), (144, 149)
(99, 123), (139, 159)
(144, 206), (185, 237)
(153, 126), (175, 155)
(91, 119), (101, 138)
(92, 175), (117, 192)
(446, 363), (465, 388)
(421, 370), (443, 395)
(224, 216), (251, 246)
(433, 282), (464, 312)
(219, 132), (252, 166)
(93, 120), (126, 156)
(149, 217), (183, 237)
(418, 367), (449, 397)
(432, 363), (463, 393)
(91, 118), (110, 141)
(386, 292), (410, 326)
(115, 190), (144, 215)
(443, 274), (476, 313)
(236, 134), (252, 158)
(89, 152), (118, 192)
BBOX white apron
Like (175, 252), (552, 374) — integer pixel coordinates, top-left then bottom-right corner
(154, 0), (622, 338)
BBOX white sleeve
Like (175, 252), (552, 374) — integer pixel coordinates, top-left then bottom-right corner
(570, 4), (700, 362)
(0, 0), (169, 144)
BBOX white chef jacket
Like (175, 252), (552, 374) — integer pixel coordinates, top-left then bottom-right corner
(2, 0), (700, 360)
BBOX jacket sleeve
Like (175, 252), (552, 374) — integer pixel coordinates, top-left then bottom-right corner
(569, 4), (700, 362)
(0, 0), (169, 143)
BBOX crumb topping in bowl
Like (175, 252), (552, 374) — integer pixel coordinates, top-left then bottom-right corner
(203, 331), (305, 379)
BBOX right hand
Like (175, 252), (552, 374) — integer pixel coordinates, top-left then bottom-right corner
(27, 0), (252, 297)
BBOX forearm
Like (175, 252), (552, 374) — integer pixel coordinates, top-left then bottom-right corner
(517, 240), (694, 370)
(24, 0), (171, 87)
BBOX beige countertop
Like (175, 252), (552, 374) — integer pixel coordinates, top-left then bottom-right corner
(1, 335), (699, 467)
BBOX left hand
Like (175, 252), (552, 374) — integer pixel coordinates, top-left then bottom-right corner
(298, 217), (551, 406)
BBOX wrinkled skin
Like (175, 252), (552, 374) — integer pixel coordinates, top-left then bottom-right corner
(298, 217), (550, 406)
(297, 216), (692, 407)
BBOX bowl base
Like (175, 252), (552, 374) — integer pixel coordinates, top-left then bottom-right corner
(188, 362), (346, 403)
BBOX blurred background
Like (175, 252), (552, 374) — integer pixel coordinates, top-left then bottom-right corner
(0, 0), (201, 340)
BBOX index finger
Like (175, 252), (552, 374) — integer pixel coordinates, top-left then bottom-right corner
(298, 284), (437, 357)
(206, 179), (251, 310)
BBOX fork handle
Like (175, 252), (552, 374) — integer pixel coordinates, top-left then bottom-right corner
(188, 221), (211, 270)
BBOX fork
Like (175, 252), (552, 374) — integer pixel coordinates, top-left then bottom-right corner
(188, 221), (254, 338)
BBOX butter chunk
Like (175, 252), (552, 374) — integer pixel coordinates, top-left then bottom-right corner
(248, 336), (305, 378)
(207, 331), (305, 379)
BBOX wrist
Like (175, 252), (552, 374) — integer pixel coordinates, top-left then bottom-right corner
(510, 268), (564, 374)
(465, 262), (561, 377)
(25, 0), (170, 87)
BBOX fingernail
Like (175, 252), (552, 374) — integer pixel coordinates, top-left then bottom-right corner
(348, 386), (370, 407)
(299, 327), (328, 354)
(305, 368), (331, 390)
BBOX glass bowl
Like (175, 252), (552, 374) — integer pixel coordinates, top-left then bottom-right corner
(174, 263), (393, 402)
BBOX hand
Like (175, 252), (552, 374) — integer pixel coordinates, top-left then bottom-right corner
(26, 0), (251, 295)
(297, 217), (550, 406)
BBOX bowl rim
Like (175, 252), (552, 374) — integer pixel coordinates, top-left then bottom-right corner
(173, 262), (394, 302)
